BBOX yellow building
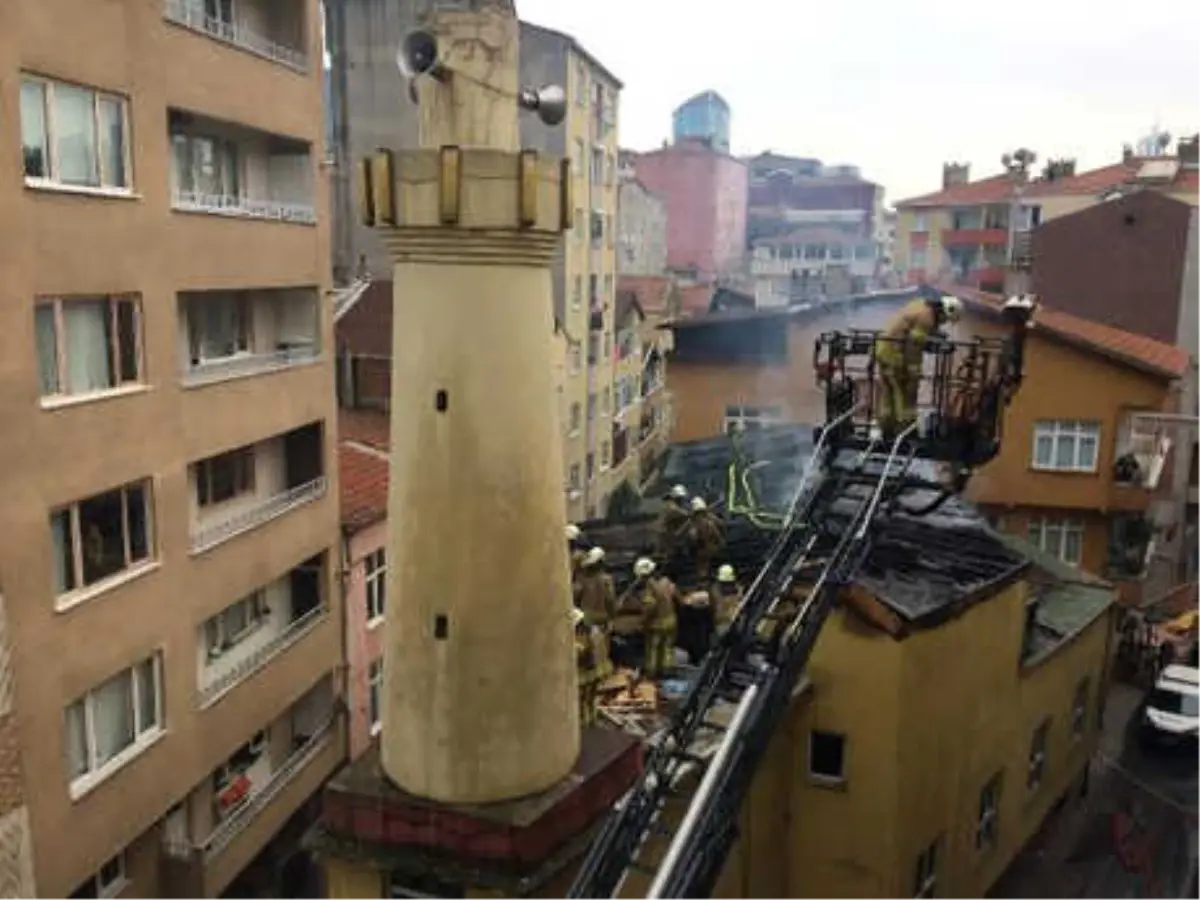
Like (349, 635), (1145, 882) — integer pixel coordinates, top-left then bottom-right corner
(894, 151), (1199, 288)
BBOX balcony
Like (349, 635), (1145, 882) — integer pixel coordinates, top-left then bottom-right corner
(169, 110), (315, 224)
(160, 677), (341, 897)
(163, 0), (308, 71)
(189, 422), (326, 554)
(941, 227), (1008, 248)
(180, 287), (320, 387)
(197, 555), (326, 707)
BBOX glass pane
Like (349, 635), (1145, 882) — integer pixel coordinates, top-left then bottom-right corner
(171, 134), (193, 195)
(1064, 529), (1082, 564)
(51, 509), (76, 593)
(63, 300), (114, 393)
(221, 141), (240, 198)
(54, 84), (99, 186)
(98, 97), (126, 188)
(135, 658), (158, 732)
(1077, 436), (1097, 470)
(223, 600), (249, 638)
(64, 700), (88, 778)
(91, 670), (135, 766)
(125, 483), (149, 562)
(35, 305), (59, 394)
(1044, 524), (1063, 558)
(1053, 436), (1074, 469)
(115, 300), (139, 383)
(78, 488), (126, 585)
(193, 137), (218, 196)
(20, 80), (48, 178)
(1034, 434), (1053, 466)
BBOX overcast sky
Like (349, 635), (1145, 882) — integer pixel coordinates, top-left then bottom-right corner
(515, 0), (1199, 204)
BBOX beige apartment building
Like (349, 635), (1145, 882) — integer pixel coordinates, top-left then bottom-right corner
(0, 0), (344, 896)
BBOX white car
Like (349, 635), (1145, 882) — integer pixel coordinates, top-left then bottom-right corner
(1141, 664), (1200, 747)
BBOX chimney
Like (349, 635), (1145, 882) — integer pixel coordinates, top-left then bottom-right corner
(1179, 134), (1199, 169)
(1122, 143), (1135, 163)
(942, 162), (970, 189)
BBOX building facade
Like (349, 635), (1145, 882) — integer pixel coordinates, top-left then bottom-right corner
(1, 0), (344, 896)
(616, 177), (668, 277)
(631, 141), (749, 281)
(671, 89), (730, 154)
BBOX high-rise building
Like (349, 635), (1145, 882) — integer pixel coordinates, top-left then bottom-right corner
(672, 90), (730, 154)
(0, 0), (344, 895)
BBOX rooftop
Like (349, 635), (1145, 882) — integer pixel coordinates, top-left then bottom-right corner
(943, 284), (1191, 379)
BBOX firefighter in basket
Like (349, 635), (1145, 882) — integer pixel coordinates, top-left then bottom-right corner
(875, 294), (962, 440)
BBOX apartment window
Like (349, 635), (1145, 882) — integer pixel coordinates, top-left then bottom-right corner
(21, 76), (130, 189)
(365, 549), (386, 624)
(601, 441), (611, 469)
(35, 296), (142, 399)
(568, 464), (582, 491)
(1031, 420), (1100, 472)
(910, 247), (928, 270)
(68, 852), (127, 899)
(1027, 719), (1049, 790)
(51, 480), (153, 596)
(569, 402), (582, 434)
(588, 334), (600, 366)
(1071, 678), (1089, 737)
(187, 292), (252, 364)
(589, 274), (600, 306)
(65, 654), (162, 790)
(913, 838), (938, 898)
(724, 404), (783, 435)
(808, 730), (845, 782)
(368, 658), (383, 734)
(975, 773), (1001, 850)
(1027, 516), (1084, 566)
(587, 392), (597, 422)
(603, 274), (613, 300)
(913, 214), (928, 232)
(204, 591), (269, 659)
(574, 206), (584, 240)
(586, 453), (595, 481)
(572, 276), (583, 310)
(590, 148), (604, 185)
(196, 447), (255, 507)
(171, 132), (240, 201)
(569, 344), (581, 374)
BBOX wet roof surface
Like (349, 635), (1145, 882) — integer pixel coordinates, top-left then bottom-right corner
(582, 425), (1031, 627)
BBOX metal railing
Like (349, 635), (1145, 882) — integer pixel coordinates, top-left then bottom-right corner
(163, 0), (307, 70)
(189, 477), (326, 554)
(182, 345), (319, 387)
(172, 189), (316, 224)
(198, 605), (327, 707)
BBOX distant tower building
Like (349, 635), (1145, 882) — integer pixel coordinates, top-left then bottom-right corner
(672, 90), (731, 153)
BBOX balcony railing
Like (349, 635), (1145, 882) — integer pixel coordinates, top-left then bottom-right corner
(199, 605), (327, 708)
(182, 345), (319, 387)
(163, 0), (308, 71)
(190, 476), (326, 554)
(172, 189), (316, 224)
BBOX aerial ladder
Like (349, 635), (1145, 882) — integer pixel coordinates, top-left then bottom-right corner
(568, 295), (1037, 899)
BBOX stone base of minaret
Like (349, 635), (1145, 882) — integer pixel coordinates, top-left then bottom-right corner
(307, 727), (641, 898)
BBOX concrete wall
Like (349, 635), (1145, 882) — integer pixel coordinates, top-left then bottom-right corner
(616, 179), (667, 277)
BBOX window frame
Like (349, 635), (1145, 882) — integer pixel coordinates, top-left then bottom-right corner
(1030, 420), (1101, 473)
(65, 653), (164, 798)
(807, 729), (846, 784)
(1027, 515), (1085, 566)
(204, 590), (269, 659)
(52, 479), (156, 602)
(1027, 719), (1049, 790)
(365, 548), (386, 626)
(975, 773), (1002, 851)
(35, 295), (145, 403)
(21, 74), (133, 193)
(69, 851), (128, 900)
(368, 657), (383, 736)
(196, 446), (256, 508)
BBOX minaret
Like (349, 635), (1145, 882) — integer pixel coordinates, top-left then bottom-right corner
(359, 0), (580, 804)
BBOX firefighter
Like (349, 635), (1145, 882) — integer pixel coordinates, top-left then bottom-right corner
(629, 557), (679, 678)
(875, 294), (962, 439)
(576, 546), (616, 634)
(657, 485), (690, 561)
(711, 564), (744, 638)
(573, 608), (600, 727)
(687, 496), (725, 583)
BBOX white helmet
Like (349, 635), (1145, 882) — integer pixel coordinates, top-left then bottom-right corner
(717, 564), (736, 583)
(633, 557), (656, 578)
(690, 496), (707, 512)
(584, 546), (605, 567)
(670, 484), (688, 499)
(571, 607), (586, 626)
(1004, 294), (1036, 311)
(939, 294), (963, 323)
(565, 524), (581, 541)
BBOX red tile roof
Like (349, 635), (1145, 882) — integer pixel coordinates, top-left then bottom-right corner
(895, 175), (1014, 209)
(617, 275), (673, 315)
(1024, 162), (1135, 198)
(339, 409), (390, 451)
(339, 441), (389, 532)
(942, 284), (1191, 380)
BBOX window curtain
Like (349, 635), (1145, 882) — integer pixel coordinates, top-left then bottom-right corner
(64, 701), (89, 778)
(64, 300), (113, 393)
(92, 671), (135, 767)
(54, 84), (98, 187)
(35, 305), (59, 394)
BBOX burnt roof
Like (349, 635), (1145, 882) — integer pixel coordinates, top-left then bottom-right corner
(581, 426), (1029, 630)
